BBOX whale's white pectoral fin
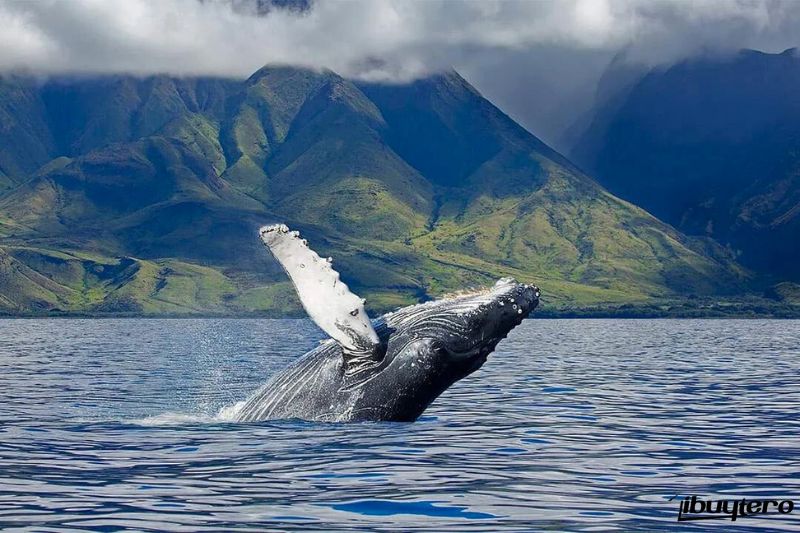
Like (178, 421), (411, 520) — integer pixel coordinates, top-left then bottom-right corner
(259, 224), (382, 369)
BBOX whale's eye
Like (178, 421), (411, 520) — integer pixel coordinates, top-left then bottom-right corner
(416, 339), (449, 360)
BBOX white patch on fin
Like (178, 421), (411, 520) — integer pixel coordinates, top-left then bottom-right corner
(259, 225), (381, 364)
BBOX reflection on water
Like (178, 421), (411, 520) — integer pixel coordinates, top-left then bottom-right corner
(0, 318), (798, 531)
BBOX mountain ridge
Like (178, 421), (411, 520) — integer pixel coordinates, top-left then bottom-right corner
(571, 48), (800, 283)
(0, 66), (751, 316)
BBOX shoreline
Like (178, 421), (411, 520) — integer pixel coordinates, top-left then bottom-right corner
(2, 295), (799, 320)
(2, 310), (799, 320)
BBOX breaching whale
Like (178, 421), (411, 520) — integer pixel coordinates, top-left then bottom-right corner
(234, 224), (539, 423)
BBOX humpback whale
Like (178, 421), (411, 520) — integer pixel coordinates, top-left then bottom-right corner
(235, 224), (539, 423)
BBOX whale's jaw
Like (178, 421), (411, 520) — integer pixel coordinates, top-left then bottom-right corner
(381, 277), (539, 371)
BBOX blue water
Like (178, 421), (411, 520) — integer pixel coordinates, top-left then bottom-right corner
(0, 319), (799, 532)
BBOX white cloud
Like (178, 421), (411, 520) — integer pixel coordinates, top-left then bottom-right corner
(1, 0), (797, 149)
(0, 0), (797, 81)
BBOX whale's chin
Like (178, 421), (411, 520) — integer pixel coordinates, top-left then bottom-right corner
(374, 277), (538, 385)
(430, 278), (539, 358)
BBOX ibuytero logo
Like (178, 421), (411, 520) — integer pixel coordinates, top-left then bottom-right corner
(672, 495), (796, 522)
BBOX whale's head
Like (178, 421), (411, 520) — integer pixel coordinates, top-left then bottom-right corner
(381, 278), (540, 380)
(356, 278), (539, 420)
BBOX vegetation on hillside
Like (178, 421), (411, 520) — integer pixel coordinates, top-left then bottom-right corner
(0, 67), (755, 316)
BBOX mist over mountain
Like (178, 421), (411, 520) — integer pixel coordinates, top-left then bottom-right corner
(0, 66), (746, 315)
(572, 48), (800, 282)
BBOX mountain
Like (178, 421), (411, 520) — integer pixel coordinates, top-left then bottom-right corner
(572, 48), (800, 282)
(0, 67), (747, 316)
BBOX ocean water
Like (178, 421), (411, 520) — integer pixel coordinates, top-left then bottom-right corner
(0, 318), (798, 532)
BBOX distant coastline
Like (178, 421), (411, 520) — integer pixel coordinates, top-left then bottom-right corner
(3, 298), (798, 319)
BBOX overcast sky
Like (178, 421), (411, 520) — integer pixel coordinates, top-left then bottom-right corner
(2, 0), (799, 149)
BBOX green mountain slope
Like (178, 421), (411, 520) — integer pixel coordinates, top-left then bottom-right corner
(0, 67), (749, 316)
(0, 245), (300, 315)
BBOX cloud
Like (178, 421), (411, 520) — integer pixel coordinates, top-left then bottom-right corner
(0, 0), (798, 81)
(1, 0), (798, 150)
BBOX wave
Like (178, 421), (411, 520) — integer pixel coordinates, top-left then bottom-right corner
(133, 400), (247, 426)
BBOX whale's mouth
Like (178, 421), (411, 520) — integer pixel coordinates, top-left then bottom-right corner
(436, 277), (539, 364)
(374, 277), (539, 378)
(444, 341), (501, 375)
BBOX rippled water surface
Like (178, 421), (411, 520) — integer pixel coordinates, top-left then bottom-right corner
(1, 319), (799, 531)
